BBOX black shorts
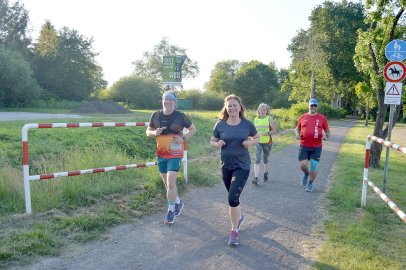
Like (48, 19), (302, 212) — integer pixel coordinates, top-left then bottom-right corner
(298, 146), (322, 162)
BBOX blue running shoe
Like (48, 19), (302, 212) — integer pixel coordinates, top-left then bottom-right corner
(164, 210), (175, 224)
(302, 173), (309, 186)
(236, 214), (245, 232)
(305, 181), (313, 192)
(174, 200), (184, 216)
(228, 230), (239, 246)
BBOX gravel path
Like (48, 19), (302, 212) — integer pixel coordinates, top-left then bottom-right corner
(10, 120), (356, 270)
(0, 112), (82, 121)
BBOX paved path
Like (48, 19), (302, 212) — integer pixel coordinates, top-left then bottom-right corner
(11, 120), (356, 270)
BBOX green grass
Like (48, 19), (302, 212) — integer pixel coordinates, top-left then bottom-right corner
(315, 123), (406, 270)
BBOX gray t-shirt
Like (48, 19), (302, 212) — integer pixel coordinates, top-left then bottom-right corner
(212, 119), (257, 170)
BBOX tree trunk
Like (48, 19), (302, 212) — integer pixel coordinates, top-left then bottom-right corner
(370, 102), (402, 167)
(365, 107), (369, 126)
(310, 65), (315, 99)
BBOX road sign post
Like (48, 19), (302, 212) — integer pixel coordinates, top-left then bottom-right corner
(381, 40), (406, 193)
(163, 55), (186, 88)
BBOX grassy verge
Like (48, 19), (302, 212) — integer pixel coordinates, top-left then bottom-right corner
(315, 123), (406, 269)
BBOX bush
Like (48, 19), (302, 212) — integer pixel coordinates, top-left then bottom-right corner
(270, 102), (346, 129)
(107, 76), (162, 109)
(178, 89), (224, 110)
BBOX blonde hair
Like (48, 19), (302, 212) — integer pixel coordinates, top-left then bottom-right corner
(219, 94), (246, 121)
(256, 103), (270, 117)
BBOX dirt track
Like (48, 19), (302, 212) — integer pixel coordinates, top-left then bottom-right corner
(9, 120), (356, 270)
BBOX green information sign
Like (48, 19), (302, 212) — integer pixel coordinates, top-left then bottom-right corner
(163, 55), (186, 86)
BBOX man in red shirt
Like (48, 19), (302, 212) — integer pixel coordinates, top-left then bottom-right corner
(295, 99), (331, 192)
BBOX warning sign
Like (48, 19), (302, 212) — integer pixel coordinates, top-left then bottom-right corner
(384, 82), (403, 104)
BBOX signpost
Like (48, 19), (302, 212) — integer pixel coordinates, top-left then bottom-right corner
(381, 40), (406, 193)
(163, 55), (186, 88)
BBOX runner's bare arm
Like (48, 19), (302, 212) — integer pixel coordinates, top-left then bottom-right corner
(269, 117), (278, 135)
(183, 124), (197, 141)
(295, 126), (301, 140)
(323, 130), (331, 140)
(146, 126), (163, 137)
(210, 136), (225, 148)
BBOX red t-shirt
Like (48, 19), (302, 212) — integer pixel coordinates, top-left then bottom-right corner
(297, 113), (329, 148)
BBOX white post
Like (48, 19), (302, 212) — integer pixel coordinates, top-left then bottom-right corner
(22, 124), (32, 214)
(361, 137), (371, 208)
(23, 165), (32, 214)
(182, 150), (188, 183)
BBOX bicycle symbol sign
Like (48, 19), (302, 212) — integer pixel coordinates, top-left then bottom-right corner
(385, 39), (406, 61)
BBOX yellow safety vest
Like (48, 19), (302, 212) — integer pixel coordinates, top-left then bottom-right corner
(254, 116), (272, 144)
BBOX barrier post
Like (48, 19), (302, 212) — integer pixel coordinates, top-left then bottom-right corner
(22, 124), (37, 214)
(21, 122), (188, 214)
(361, 136), (371, 208)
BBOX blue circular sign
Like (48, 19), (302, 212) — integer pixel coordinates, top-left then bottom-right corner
(385, 39), (406, 61)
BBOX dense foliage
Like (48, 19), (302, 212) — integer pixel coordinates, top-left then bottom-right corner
(282, 0), (367, 113)
(105, 76), (162, 109)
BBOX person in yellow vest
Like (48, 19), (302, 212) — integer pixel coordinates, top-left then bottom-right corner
(252, 103), (277, 184)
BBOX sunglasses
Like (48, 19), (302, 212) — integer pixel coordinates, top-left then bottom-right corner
(310, 104), (318, 107)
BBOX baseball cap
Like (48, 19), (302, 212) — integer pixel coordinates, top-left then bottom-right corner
(309, 99), (318, 106)
(162, 91), (177, 101)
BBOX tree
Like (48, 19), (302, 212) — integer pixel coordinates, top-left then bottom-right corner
(285, 1), (367, 107)
(32, 25), (107, 100)
(355, 82), (376, 126)
(354, 0), (405, 167)
(207, 60), (241, 94)
(0, 45), (42, 107)
(0, 0), (31, 56)
(36, 20), (58, 57)
(234, 60), (279, 108)
(310, 0), (367, 107)
(132, 37), (199, 86)
(108, 76), (161, 109)
(285, 29), (333, 103)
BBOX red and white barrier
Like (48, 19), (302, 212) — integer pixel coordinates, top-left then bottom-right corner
(361, 135), (406, 224)
(22, 122), (188, 214)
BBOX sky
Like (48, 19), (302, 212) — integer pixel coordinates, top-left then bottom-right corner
(22, 0), (337, 90)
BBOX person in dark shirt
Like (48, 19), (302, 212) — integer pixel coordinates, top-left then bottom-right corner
(210, 94), (259, 246)
(146, 91), (196, 224)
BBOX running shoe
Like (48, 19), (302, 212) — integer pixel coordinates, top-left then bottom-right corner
(252, 177), (259, 185)
(174, 200), (184, 216)
(228, 230), (239, 246)
(302, 173), (309, 186)
(305, 181), (313, 192)
(164, 210), (175, 224)
(236, 214), (245, 232)
(264, 172), (269, 182)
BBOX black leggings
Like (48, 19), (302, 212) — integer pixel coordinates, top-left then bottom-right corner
(221, 167), (250, 207)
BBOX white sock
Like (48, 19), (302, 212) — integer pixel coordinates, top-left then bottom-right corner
(175, 196), (181, 204)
